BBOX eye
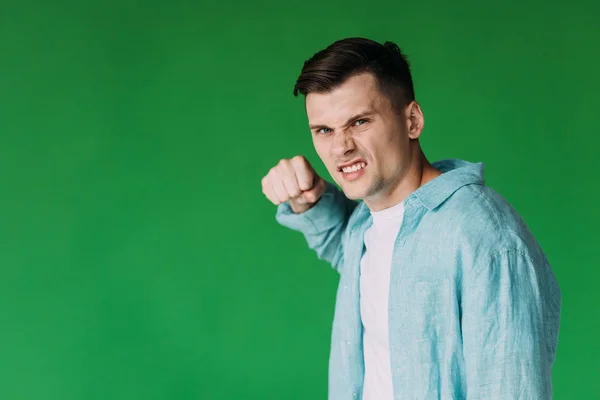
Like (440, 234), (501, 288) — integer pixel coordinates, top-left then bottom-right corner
(317, 127), (332, 135)
(354, 119), (368, 126)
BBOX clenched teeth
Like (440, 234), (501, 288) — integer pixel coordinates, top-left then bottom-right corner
(342, 162), (366, 173)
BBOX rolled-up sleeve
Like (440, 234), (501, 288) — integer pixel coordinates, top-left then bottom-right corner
(461, 248), (561, 399)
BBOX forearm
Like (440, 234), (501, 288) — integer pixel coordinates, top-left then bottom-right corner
(276, 181), (357, 272)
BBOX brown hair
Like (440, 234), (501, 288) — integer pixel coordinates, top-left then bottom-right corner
(293, 37), (415, 111)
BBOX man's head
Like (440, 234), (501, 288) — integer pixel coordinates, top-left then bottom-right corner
(294, 38), (426, 210)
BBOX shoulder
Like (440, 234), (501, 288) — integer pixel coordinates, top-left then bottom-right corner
(422, 183), (558, 309)
(429, 183), (545, 262)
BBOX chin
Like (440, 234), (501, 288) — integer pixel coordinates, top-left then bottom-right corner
(339, 183), (369, 201)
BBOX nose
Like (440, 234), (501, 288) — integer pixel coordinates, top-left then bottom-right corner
(331, 131), (355, 158)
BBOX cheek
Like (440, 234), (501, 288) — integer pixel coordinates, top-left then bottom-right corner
(313, 140), (335, 168)
(367, 133), (407, 167)
(313, 140), (327, 159)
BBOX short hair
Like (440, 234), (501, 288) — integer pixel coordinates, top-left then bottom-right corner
(293, 37), (415, 111)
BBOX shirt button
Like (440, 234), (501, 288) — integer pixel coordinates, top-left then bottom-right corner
(346, 340), (351, 345)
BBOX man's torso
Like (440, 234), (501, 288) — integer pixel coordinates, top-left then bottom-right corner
(328, 176), (553, 399)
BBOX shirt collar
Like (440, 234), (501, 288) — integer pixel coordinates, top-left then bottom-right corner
(353, 158), (485, 220)
(410, 159), (485, 210)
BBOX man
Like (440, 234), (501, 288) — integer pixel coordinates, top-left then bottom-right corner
(261, 38), (561, 399)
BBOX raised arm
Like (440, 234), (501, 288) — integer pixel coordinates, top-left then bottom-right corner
(276, 181), (357, 272)
(262, 155), (357, 273)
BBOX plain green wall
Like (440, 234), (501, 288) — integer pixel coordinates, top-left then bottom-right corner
(1, 0), (598, 398)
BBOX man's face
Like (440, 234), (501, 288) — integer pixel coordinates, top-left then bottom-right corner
(305, 72), (418, 207)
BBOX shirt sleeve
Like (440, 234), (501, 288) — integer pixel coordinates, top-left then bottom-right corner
(275, 181), (358, 273)
(461, 248), (562, 399)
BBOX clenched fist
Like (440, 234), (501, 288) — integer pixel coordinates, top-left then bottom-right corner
(261, 155), (327, 214)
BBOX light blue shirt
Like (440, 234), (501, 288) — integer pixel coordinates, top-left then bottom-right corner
(276, 159), (561, 399)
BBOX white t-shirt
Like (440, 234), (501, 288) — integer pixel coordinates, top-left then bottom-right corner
(360, 200), (405, 400)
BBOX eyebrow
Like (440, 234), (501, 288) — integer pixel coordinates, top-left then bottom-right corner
(309, 110), (376, 131)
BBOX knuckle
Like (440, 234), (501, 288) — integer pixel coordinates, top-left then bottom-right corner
(268, 168), (280, 181)
(292, 155), (305, 163)
(290, 155), (306, 170)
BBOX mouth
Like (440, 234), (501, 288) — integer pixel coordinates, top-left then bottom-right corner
(339, 161), (367, 173)
(338, 160), (367, 181)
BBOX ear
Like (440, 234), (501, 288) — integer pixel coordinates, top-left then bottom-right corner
(405, 101), (424, 139)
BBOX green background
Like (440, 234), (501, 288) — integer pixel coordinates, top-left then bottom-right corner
(1, 0), (598, 398)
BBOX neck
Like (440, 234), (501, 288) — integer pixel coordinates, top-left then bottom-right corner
(366, 144), (442, 212)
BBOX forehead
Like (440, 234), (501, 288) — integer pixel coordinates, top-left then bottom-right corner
(305, 73), (385, 124)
